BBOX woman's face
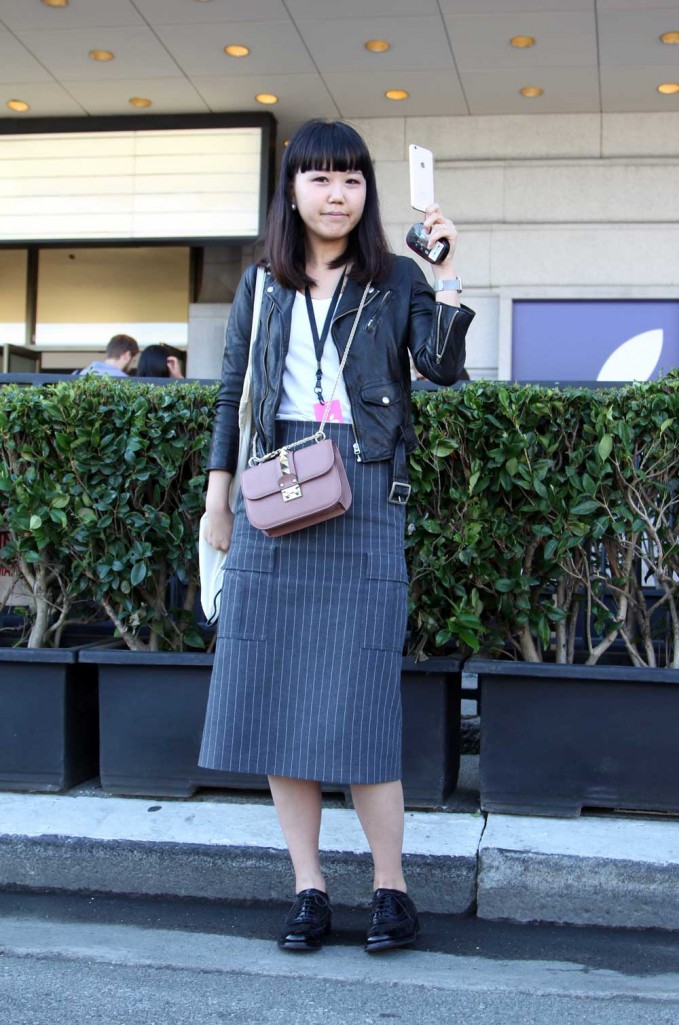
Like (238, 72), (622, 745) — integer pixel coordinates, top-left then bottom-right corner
(291, 168), (366, 248)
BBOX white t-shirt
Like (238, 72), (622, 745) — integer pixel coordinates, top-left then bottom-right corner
(276, 291), (353, 423)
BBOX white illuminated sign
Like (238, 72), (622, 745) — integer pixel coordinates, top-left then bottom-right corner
(0, 126), (263, 243)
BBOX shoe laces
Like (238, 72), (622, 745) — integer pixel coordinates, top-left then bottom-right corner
(293, 892), (326, 924)
(370, 889), (403, 926)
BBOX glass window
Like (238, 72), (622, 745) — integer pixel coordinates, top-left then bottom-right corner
(36, 246), (190, 349)
(0, 250), (27, 347)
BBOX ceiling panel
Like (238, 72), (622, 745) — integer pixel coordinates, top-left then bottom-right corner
(191, 73), (339, 119)
(0, 31), (52, 83)
(285, 0), (440, 16)
(597, 0), (679, 9)
(461, 65), (601, 114)
(322, 69), (468, 118)
(445, 11), (598, 69)
(0, 81), (86, 116)
(295, 16), (455, 73)
(153, 20), (315, 76)
(0, 0), (675, 127)
(438, 0), (594, 12)
(599, 8), (679, 63)
(13, 26), (184, 80)
(132, 0), (289, 23)
(0, 0), (144, 31)
(61, 78), (211, 115)
(601, 64), (679, 110)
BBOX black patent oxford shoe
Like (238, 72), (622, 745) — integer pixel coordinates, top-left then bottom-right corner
(277, 888), (332, 951)
(364, 888), (419, 953)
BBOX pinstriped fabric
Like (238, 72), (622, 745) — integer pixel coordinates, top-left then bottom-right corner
(198, 420), (407, 785)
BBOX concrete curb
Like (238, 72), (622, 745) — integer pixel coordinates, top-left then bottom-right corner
(0, 794), (482, 916)
(478, 815), (679, 932)
(2, 793), (679, 930)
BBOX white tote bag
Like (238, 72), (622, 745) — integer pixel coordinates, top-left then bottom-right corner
(199, 266), (265, 625)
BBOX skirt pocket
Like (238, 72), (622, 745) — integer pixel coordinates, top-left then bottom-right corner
(362, 551), (408, 652)
(217, 544), (276, 641)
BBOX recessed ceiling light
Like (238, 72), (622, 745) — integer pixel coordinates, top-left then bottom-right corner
(365, 39), (390, 53)
(659, 31), (679, 44)
(89, 49), (115, 62)
(7, 99), (30, 112)
(255, 93), (278, 105)
(385, 89), (409, 101)
(520, 85), (543, 98)
(224, 44), (250, 57)
(129, 97), (152, 108)
(657, 82), (679, 94)
(510, 35), (536, 48)
(42, 0), (68, 7)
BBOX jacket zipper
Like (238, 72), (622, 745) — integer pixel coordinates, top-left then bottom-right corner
(329, 289), (379, 462)
(435, 307), (460, 366)
(365, 290), (392, 334)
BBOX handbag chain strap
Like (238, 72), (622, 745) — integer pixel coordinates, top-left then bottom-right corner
(250, 278), (373, 466)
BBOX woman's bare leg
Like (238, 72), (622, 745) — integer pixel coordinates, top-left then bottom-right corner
(268, 775), (326, 893)
(350, 780), (407, 892)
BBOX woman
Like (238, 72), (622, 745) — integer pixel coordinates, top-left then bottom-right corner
(199, 119), (474, 953)
(136, 343), (185, 379)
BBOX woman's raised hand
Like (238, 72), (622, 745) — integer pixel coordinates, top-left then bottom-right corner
(422, 203), (458, 271)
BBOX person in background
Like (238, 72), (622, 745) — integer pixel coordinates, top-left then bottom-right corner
(136, 343), (185, 379)
(79, 334), (139, 378)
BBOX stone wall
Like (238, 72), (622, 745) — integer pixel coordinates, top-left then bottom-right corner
(355, 112), (679, 379)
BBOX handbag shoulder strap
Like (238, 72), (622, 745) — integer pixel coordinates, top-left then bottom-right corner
(238, 266), (266, 418)
(317, 279), (371, 434)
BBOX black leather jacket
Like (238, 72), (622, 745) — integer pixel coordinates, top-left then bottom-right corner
(207, 254), (474, 474)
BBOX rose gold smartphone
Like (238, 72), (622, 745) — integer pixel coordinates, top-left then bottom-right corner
(407, 144), (449, 264)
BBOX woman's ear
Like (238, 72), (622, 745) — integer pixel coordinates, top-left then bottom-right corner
(166, 356), (183, 379)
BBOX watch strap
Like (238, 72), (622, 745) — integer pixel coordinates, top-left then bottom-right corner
(434, 277), (463, 293)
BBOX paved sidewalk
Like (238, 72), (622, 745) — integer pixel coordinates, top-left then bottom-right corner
(1, 789), (678, 931)
(4, 908), (679, 1025)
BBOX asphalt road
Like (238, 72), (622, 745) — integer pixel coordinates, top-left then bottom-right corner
(1, 892), (679, 1025)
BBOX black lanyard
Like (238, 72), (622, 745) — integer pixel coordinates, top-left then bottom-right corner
(304, 270), (346, 404)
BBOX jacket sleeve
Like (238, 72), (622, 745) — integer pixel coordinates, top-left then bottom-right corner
(205, 264), (257, 473)
(406, 259), (474, 386)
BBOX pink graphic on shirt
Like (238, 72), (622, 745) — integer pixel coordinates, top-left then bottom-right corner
(313, 400), (344, 423)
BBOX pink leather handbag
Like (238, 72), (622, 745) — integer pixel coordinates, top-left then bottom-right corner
(240, 438), (351, 537)
(240, 279), (371, 538)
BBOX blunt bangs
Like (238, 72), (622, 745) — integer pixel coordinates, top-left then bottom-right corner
(266, 119), (392, 290)
(284, 120), (372, 180)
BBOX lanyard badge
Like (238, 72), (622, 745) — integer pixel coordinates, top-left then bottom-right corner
(304, 270), (346, 406)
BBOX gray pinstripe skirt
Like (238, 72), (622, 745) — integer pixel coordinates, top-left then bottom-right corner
(198, 420), (408, 785)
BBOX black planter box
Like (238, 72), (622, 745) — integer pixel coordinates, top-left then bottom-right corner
(401, 656), (462, 806)
(80, 650), (241, 798)
(81, 650), (462, 806)
(471, 657), (679, 817)
(0, 648), (99, 792)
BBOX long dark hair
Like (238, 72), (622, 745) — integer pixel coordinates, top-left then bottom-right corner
(136, 343), (184, 378)
(265, 119), (392, 290)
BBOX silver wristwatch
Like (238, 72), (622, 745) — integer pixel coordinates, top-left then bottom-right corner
(434, 277), (463, 293)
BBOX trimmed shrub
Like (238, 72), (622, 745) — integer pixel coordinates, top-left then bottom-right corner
(2, 375), (678, 663)
(407, 378), (679, 666)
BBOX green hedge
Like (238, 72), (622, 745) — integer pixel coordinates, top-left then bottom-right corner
(2, 376), (678, 664)
(0, 378), (214, 650)
(408, 377), (679, 666)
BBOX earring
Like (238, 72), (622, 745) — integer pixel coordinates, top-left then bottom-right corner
(291, 202), (296, 211)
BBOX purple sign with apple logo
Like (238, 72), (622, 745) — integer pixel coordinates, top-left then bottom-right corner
(512, 301), (679, 381)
